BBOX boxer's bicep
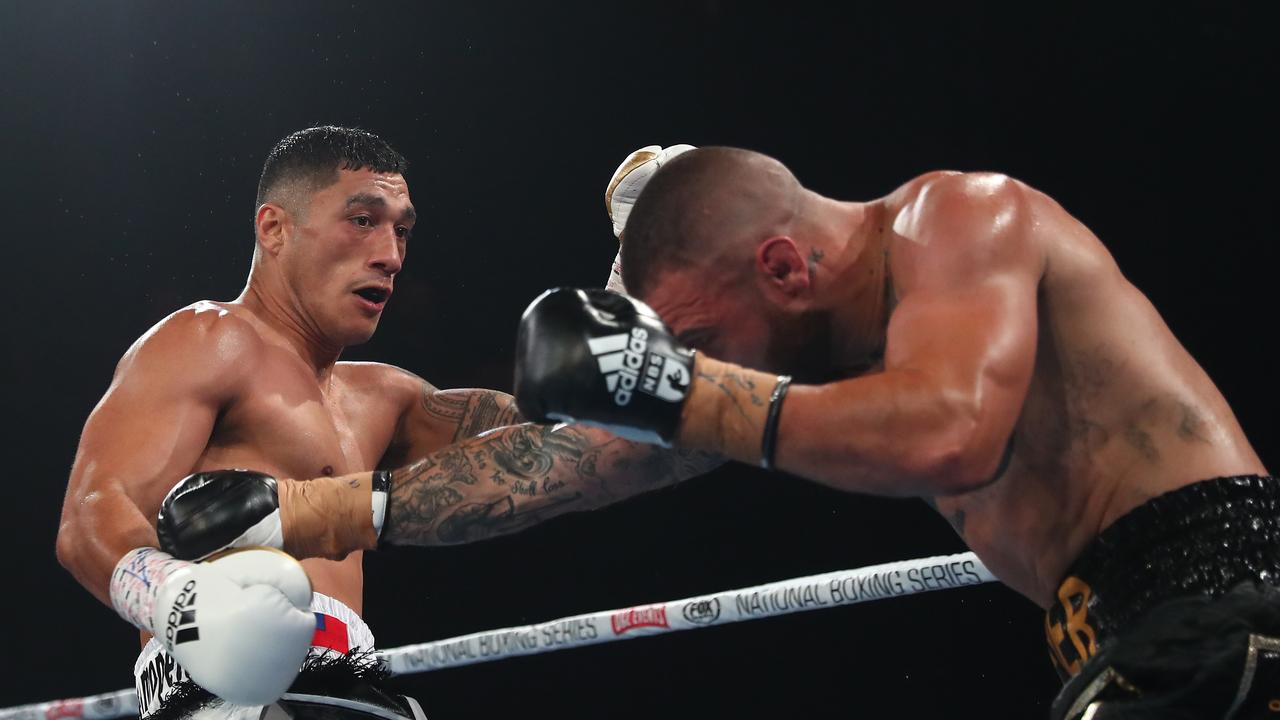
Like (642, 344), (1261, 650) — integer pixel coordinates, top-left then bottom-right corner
(60, 309), (251, 603)
(883, 274), (1038, 479)
(381, 364), (528, 465)
(780, 174), (1043, 496)
(425, 388), (525, 440)
(882, 174), (1042, 481)
(393, 384), (525, 460)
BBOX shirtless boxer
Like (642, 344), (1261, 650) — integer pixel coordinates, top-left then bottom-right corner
(516, 146), (1280, 718)
(56, 127), (715, 719)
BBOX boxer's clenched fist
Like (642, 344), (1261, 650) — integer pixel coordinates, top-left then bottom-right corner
(604, 144), (696, 292)
(158, 470), (284, 561)
(514, 287), (694, 446)
(158, 468), (382, 562)
(605, 144), (696, 238)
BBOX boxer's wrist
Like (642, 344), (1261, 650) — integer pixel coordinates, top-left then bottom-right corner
(110, 547), (189, 632)
(677, 355), (780, 464)
(277, 473), (379, 560)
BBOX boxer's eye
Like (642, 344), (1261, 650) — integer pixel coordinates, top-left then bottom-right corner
(352, 216), (373, 228)
(395, 225), (411, 239)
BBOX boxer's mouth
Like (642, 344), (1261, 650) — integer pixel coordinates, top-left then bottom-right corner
(353, 285), (391, 304)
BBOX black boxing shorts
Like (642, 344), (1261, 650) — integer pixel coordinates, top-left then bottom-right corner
(1045, 475), (1280, 719)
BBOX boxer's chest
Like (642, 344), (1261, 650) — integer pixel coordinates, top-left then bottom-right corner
(200, 359), (395, 482)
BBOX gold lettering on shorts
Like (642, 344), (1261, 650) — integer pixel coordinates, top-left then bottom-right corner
(1045, 576), (1098, 676)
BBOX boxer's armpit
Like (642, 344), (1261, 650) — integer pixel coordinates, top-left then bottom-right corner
(382, 424), (717, 545)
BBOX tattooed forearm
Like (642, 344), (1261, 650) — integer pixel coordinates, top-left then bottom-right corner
(383, 423), (721, 546)
(679, 356), (776, 461)
(698, 368), (768, 425)
(672, 448), (724, 479)
(489, 426), (585, 480)
(435, 493), (584, 544)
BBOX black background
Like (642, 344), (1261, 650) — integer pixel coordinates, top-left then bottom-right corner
(1, 2), (1274, 717)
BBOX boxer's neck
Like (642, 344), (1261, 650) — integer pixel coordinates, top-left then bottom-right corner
(812, 200), (890, 374)
(238, 273), (343, 381)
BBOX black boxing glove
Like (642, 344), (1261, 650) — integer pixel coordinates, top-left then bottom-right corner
(157, 469), (284, 561)
(514, 288), (694, 445)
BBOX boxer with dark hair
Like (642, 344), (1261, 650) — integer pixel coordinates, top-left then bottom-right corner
(517, 146), (1280, 719)
(57, 128), (717, 719)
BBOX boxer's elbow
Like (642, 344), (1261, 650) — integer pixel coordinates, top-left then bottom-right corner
(55, 520), (82, 575)
(57, 489), (156, 604)
(55, 492), (99, 574)
(909, 405), (1008, 497)
(55, 515), (111, 605)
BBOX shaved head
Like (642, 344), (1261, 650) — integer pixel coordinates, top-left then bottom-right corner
(620, 147), (803, 297)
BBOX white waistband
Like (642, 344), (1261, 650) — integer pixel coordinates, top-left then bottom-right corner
(133, 593), (375, 718)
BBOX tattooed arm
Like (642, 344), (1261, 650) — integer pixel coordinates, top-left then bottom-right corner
(382, 422), (717, 545)
(376, 371), (721, 545)
(381, 378), (525, 468)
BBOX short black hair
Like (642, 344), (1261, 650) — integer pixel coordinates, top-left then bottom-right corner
(256, 126), (408, 209)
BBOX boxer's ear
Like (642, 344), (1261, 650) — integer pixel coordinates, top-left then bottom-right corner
(755, 236), (810, 303)
(255, 202), (290, 256)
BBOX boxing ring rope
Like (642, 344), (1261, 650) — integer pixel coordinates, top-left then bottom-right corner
(2, 552), (994, 720)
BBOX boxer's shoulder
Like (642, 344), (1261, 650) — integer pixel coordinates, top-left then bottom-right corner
(886, 172), (1047, 292)
(134, 299), (261, 348)
(893, 171), (1027, 215)
(335, 361), (434, 406)
(889, 171), (1035, 247)
(116, 300), (264, 386)
(883, 169), (962, 207)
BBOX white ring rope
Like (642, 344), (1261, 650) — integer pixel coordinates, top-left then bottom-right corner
(1, 552), (994, 720)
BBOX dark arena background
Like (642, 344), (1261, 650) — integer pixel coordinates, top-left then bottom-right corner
(1, 2), (1274, 718)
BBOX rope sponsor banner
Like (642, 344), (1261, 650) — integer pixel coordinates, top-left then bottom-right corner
(0, 552), (994, 720)
(382, 552), (992, 674)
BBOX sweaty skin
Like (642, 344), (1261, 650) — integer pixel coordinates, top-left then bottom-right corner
(58, 167), (715, 642)
(647, 169), (1265, 606)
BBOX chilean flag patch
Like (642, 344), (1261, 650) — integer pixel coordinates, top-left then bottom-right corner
(312, 612), (350, 654)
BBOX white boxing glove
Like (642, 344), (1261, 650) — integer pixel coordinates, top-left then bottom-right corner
(603, 144), (696, 292)
(111, 546), (314, 706)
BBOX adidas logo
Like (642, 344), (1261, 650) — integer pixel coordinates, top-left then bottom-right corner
(163, 579), (200, 649)
(587, 329), (690, 406)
